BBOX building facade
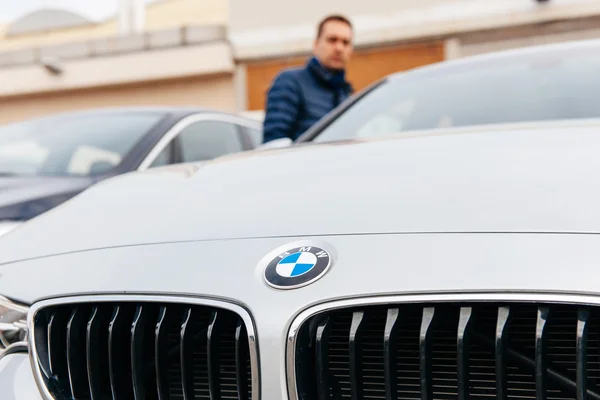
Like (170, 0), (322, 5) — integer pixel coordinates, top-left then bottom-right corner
(230, 0), (600, 111)
(0, 0), (235, 124)
(1, 0), (600, 124)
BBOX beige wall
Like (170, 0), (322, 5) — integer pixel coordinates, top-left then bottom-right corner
(0, 42), (233, 98)
(244, 41), (445, 110)
(229, 0), (451, 33)
(229, 0), (600, 60)
(229, 0), (600, 34)
(458, 17), (600, 57)
(0, 0), (228, 51)
(0, 74), (236, 124)
(0, 0), (234, 125)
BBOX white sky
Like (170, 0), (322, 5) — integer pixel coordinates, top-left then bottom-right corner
(0, 0), (153, 23)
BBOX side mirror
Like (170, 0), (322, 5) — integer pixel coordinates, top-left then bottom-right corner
(256, 137), (293, 151)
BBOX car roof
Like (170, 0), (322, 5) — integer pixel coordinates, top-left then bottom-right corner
(0, 106), (253, 127)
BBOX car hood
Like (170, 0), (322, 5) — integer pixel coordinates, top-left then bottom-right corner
(1, 121), (600, 264)
(1, 233), (600, 312)
(0, 176), (92, 210)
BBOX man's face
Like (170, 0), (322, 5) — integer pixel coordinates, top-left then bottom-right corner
(313, 20), (353, 71)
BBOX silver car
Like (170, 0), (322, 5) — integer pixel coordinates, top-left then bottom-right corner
(0, 107), (263, 237)
(2, 38), (600, 400)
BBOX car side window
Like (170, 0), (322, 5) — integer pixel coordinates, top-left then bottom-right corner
(178, 121), (244, 162)
(149, 141), (174, 168)
(244, 126), (263, 148)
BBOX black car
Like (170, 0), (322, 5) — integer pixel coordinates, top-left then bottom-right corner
(0, 107), (262, 233)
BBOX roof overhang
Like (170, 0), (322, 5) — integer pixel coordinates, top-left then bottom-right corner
(230, 0), (600, 60)
(0, 41), (234, 99)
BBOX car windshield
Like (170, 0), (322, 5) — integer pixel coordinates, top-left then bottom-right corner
(0, 112), (164, 177)
(312, 42), (600, 143)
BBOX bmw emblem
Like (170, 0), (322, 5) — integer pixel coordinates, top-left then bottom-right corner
(263, 244), (333, 290)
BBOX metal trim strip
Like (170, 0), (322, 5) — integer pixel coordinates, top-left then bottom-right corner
(137, 112), (262, 171)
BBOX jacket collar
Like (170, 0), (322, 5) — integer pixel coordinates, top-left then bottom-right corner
(306, 56), (352, 92)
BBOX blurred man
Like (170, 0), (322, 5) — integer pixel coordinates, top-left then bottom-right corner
(262, 14), (354, 143)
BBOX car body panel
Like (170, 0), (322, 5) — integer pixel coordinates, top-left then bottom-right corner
(1, 120), (600, 264)
(0, 354), (41, 400)
(0, 176), (92, 209)
(0, 222), (22, 237)
(2, 233), (600, 305)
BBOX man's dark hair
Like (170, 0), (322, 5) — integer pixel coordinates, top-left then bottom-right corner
(316, 14), (352, 38)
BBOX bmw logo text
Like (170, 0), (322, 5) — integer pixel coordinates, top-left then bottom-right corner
(263, 245), (332, 290)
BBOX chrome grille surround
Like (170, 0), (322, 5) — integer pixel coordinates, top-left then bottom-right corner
(286, 292), (600, 400)
(27, 294), (260, 400)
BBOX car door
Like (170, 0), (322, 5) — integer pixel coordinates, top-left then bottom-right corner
(139, 113), (258, 170)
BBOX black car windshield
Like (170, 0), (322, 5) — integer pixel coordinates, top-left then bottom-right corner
(312, 42), (600, 143)
(0, 112), (164, 177)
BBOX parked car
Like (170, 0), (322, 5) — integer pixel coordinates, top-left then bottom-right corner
(261, 37), (600, 149)
(0, 107), (262, 236)
(3, 38), (600, 400)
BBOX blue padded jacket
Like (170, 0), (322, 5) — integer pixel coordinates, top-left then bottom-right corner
(262, 57), (353, 143)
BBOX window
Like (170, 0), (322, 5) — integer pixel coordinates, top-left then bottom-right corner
(0, 112), (163, 176)
(149, 141), (174, 168)
(178, 121), (244, 162)
(244, 126), (264, 148)
(311, 43), (600, 143)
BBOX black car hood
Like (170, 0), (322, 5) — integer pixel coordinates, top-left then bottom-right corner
(0, 176), (93, 220)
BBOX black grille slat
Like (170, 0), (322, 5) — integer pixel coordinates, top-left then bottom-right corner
(191, 309), (212, 399)
(468, 306), (497, 398)
(33, 301), (253, 400)
(207, 311), (222, 400)
(295, 302), (600, 400)
(44, 309), (71, 399)
(86, 306), (111, 399)
(155, 306), (169, 400)
(457, 307), (474, 400)
(48, 310), (70, 385)
(47, 312), (60, 378)
(496, 306), (512, 400)
(420, 307), (436, 400)
(34, 311), (53, 381)
(577, 308), (590, 400)
(216, 313), (240, 400)
(67, 307), (91, 398)
(86, 307), (102, 399)
(349, 311), (366, 400)
(108, 305), (135, 399)
(383, 308), (399, 400)
(162, 307), (185, 400)
(131, 306), (152, 399)
(180, 308), (194, 400)
(235, 319), (250, 400)
(535, 307), (551, 400)
(316, 317), (332, 400)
